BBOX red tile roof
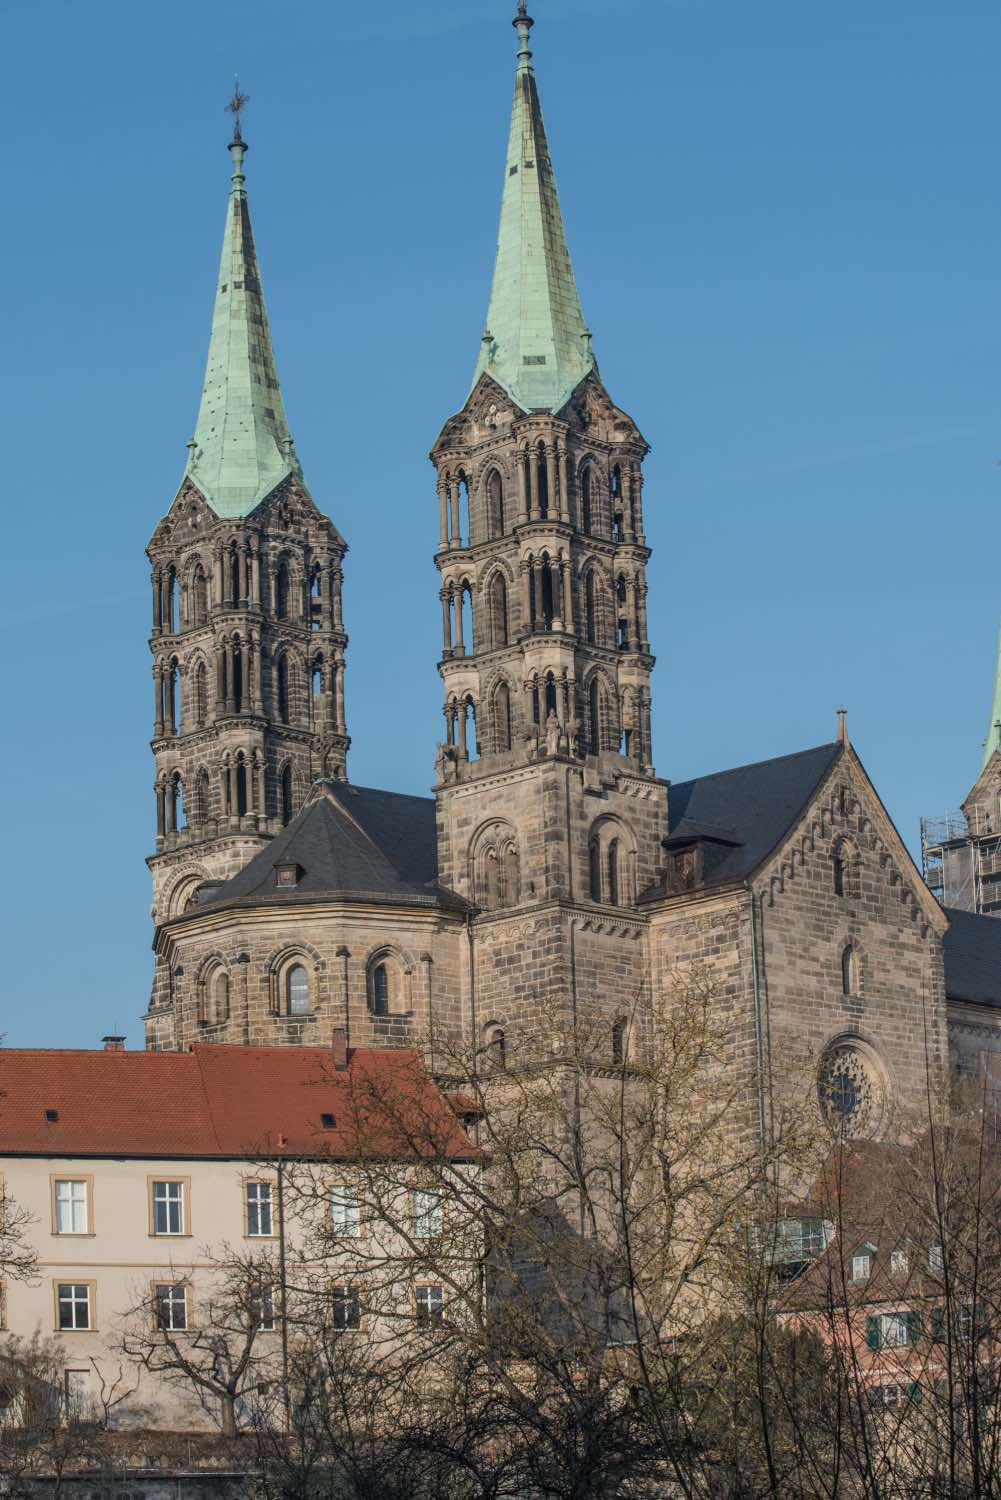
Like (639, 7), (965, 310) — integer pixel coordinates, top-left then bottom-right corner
(0, 1046), (476, 1162)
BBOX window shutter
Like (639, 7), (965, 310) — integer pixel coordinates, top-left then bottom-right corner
(906, 1310), (923, 1343)
(907, 1381), (923, 1405)
(931, 1306), (945, 1343)
(866, 1315), (881, 1351)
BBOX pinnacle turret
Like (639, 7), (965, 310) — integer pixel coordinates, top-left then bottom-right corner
(182, 124), (303, 519)
(983, 615), (1001, 768)
(469, 4), (596, 412)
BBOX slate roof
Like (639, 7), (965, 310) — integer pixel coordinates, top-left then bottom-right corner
(0, 1045), (476, 1161)
(185, 781), (465, 918)
(640, 742), (843, 899)
(943, 907), (1001, 1007)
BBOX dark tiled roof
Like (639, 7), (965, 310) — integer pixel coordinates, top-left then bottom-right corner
(641, 742), (842, 899)
(189, 782), (465, 916)
(943, 907), (1001, 1007)
(0, 1046), (476, 1161)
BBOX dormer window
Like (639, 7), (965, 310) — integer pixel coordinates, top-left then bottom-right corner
(275, 863), (301, 888)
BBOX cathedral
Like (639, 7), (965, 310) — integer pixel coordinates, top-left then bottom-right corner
(143, 5), (1001, 1139)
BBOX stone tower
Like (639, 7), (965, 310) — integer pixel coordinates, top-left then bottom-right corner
(147, 121), (349, 943)
(430, 5), (669, 1041)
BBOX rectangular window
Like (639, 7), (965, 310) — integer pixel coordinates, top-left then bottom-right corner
(57, 1283), (92, 1331)
(415, 1285), (444, 1325)
(851, 1253), (871, 1282)
(250, 1284), (276, 1332)
(929, 1243), (944, 1274)
(879, 1313), (912, 1349)
(64, 1370), (90, 1422)
(331, 1285), (360, 1332)
(153, 1283), (188, 1331)
(150, 1180), (186, 1236)
(412, 1189), (444, 1240)
(53, 1178), (90, 1235)
(328, 1184), (360, 1238)
(890, 1248), (909, 1277)
(246, 1182), (274, 1238)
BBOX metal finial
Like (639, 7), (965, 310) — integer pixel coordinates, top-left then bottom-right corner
(514, 1), (534, 62)
(837, 706), (848, 744)
(225, 77), (250, 143)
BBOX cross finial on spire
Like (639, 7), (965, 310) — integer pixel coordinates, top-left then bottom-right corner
(513, 1), (534, 69)
(837, 706), (848, 744)
(225, 78), (250, 144)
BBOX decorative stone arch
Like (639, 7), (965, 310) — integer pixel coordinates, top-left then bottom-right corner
(468, 818), (520, 911)
(480, 464), (509, 540)
(265, 942), (324, 1017)
(480, 1017), (509, 1071)
(195, 951), (232, 1026)
(186, 649), (211, 728)
(277, 757), (299, 826)
(576, 455), (603, 534)
(478, 560), (514, 650)
(366, 944), (415, 1018)
(482, 669), (518, 754)
(587, 813), (637, 907)
(582, 667), (617, 755)
(160, 863), (213, 922)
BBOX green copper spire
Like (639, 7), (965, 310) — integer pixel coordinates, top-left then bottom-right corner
(183, 107), (303, 519)
(982, 615), (1001, 768)
(470, 3), (596, 412)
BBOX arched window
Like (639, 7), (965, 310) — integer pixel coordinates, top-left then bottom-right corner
(580, 468), (593, 534)
(544, 672), (558, 719)
(309, 567), (322, 630)
(460, 583), (474, 656)
(833, 852), (845, 897)
(458, 472), (471, 545)
(191, 565), (208, 627)
(490, 573), (509, 648)
(275, 559), (290, 620)
(833, 840), (860, 899)
(607, 838), (620, 906)
(487, 470), (505, 538)
(536, 442), (548, 518)
(842, 946), (860, 997)
(228, 543), (240, 608)
(170, 772), (185, 832)
(611, 465), (624, 542)
(611, 1018), (627, 1065)
(232, 641), (243, 714)
(211, 970), (230, 1024)
(589, 840), (601, 902)
(287, 964), (309, 1015)
(193, 660), (207, 728)
(487, 1026), (506, 1071)
(311, 658), (323, 697)
(503, 843), (519, 906)
(276, 655), (290, 724)
(169, 658), (181, 733)
(280, 764), (294, 826)
(540, 557), (554, 630)
(235, 754), (248, 817)
(167, 570), (180, 634)
(616, 576), (629, 650)
(494, 681), (512, 753)
(585, 572), (597, 645)
(463, 696), (478, 760)
(589, 678), (602, 754)
(372, 963), (389, 1017)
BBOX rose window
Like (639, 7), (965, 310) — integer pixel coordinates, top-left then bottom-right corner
(818, 1044), (883, 1136)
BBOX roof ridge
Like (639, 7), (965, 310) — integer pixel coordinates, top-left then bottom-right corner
(671, 741), (840, 791)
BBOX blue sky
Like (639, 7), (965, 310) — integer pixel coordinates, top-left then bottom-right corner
(0, 0), (997, 1047)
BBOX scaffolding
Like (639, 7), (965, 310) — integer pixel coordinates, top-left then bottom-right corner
(921, 807), (1001, 916)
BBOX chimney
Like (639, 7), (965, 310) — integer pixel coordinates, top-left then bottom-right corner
(102, 1035), (126, 1053)
(331, 1028), (348, 1072)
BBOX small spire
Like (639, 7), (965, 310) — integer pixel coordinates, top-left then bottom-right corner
(837, 706), (848, 745)
(225, 79), (250, 189)
(982, 615), (1001, 768)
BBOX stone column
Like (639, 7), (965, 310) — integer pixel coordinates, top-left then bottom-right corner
(550, 557), (562, 623)
(256, 754), (266, 816)
(224, 642), (235, 714)
(336, 946), (351, 1043)
(420, 953), (435, 1069)
(155, 782), (166, 838)
(561, 557), (574, 631)
(529, 449), (540, 520)
(252, 637), (264, 715)
(449, 479), (461, 548)
(532, 556), (544, 629)
(166, 666), (176, 736)
(636, 580), (649, 651)
(249, 548), (260, 610)
(152, 571), (162, 634)
(437, 476), (449, 549)
(457, 701), (468, 759)
(633, 466), (646, 544)
(237, 548), (247, 604)
(517, 450), (529, 524)
(545, 444), (558, 517)
(562, 447), (573, 525)
(228, 760), (239, 818)
(153, 667), (164, 738)
(641, 689), (653, 768)
(453, 586), (465, 657)
(215, 644), (225, 713)
(213, 551), (224, 611)
(440, 591), (452, 656)
(335, 655), (346, 732)
(524, 678), (537, 733)
(520, 560), (532, 633)
(445, 703), (456, 746)
(165, 780), (176, 835)
(332, 567), (344, 629)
